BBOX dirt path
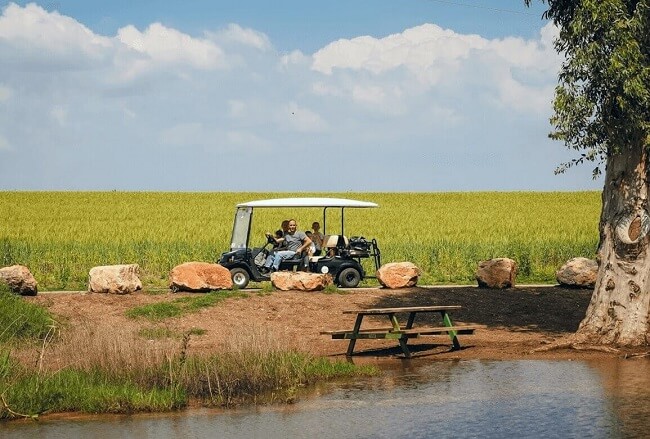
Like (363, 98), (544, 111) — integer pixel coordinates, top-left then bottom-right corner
(29, 285), (633, 361)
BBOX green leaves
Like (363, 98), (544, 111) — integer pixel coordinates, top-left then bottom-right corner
(533, 0), (650, 170)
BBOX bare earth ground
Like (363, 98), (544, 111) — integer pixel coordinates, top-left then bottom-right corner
(28, 285), (646, 362)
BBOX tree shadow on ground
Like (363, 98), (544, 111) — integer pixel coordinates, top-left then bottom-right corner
(368, 286), (593, 334)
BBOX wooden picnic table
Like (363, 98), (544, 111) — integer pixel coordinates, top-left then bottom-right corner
(321, 305), (484, 358)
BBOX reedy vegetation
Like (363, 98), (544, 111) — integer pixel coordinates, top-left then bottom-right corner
(0, 289), (375, 420)
(1, 192), (600, 289)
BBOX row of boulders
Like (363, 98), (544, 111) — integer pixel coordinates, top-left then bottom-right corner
(475, 256), (598, 289)
(0, 261), (418, 294)
(0, 256), (599, 295)
(91, 262), (235, 294)
(268, 262), (423, 291)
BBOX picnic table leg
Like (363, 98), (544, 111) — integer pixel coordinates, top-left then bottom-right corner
(405, 312), (416, 329)
(388, 313), (401, 331)
(398, 337), (412, 358)
(346, 314), (364, 356)
(389, 313), (412, 358)
(441, 311), (461, 350)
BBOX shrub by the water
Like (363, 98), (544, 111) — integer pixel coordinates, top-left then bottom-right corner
(0, 289), (54, 343)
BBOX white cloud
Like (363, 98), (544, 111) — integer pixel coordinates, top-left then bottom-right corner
(50, 105), (67, 126)
(310, 22), (562, 116)
(208, 23), (272, 51)
(280, 49), (309, 68)
(0, 134), (10, 151)
(352, 85), (386, 105)
(0, 84), (13, 101)
(228, 100), (247, 118)
(0, 3), (111, 58)
(281, 102), (328, 133)
(117, 22), (224, 70)
(160, 122), (207, 148)
(225, 130), (271, 151)
(312, 81), (339, 97)
(0, 5), (598, 191)
(122, 107), (137, 119)
(160, 122), (271, 153)
(312, 24), (487, 77)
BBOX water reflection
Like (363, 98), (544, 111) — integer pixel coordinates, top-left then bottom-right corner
(3, 359), (649, 438)
(589, 358), (650, 438)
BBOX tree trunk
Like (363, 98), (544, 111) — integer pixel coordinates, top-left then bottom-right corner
(577, 141), (650, 346)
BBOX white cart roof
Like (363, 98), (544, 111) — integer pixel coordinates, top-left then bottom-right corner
(237, 197), (378, 208)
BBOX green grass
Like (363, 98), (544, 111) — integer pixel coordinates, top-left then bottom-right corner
(322, 284), (345, 294)
(126, 302), (183, 320)
(126, 291), (247, 321)
(1, 330), (377, 420)
(2, 366), (185, 417)
(1, 351), (376, 419)
(0, 191), (601, 289)
(0, 290), (55, 343)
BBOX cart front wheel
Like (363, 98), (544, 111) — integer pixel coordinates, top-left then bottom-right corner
(230, 268), (250, 289)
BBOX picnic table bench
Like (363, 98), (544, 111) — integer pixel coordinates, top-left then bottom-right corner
(321, 305), (485, 358)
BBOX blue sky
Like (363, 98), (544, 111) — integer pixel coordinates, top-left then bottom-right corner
(0, 1), (603, 191)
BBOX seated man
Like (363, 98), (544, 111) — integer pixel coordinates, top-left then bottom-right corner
(262, 219), (312, 272)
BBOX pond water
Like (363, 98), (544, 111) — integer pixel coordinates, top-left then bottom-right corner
(3, 358), (649, 438)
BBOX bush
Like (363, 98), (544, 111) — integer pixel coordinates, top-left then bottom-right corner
(0, 291), (54, 344)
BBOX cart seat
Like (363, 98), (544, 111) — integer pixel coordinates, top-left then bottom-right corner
(308, 235), (351, 264)
(319, 235), (349, 258)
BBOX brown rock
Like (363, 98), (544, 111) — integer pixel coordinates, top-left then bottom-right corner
(0, 265), (38, 296)
(556, 257), (598, 289)
(89, 264), (142, 294)
(376, 262), (421, 289)
(271, 271), (332, 291)
(169, 262), (232, 292)
(476, 258), (517, 289)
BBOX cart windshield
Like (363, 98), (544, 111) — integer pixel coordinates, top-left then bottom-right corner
(231, 207), (252, 250)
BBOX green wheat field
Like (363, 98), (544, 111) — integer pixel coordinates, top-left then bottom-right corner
(1, 192), (601, 290)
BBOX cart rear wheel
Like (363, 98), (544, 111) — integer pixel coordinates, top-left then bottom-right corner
(337, 267), (361, 288)
(230, 268), (250, 289)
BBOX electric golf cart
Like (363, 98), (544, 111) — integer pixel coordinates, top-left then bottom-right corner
(218, 197), (381, 289)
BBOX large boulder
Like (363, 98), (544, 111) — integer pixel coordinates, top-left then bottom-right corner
(169, 262), (232, 292)
(556, 257), (598, 289)
(0, 265), (38, 296)
(376, 262), (421, 289)
(88, 264), (142, 294)
(271, 271), (332, 291)
(476, 258), (517, 289)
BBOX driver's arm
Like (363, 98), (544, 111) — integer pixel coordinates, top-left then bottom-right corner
(297, 236), (312, 255)
(266, 232), (283, 245)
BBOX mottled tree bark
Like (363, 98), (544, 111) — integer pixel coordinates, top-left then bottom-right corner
(577, 140), (650, 346)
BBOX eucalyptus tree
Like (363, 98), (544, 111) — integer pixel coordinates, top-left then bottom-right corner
(528, 0), (649, 346)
